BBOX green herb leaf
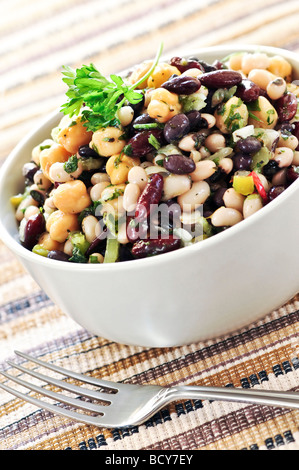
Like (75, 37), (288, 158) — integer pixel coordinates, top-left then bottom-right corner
(64, 155), (79, 174)
(148, 134), (161, 150)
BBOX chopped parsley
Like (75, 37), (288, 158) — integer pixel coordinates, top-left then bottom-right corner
(148, 134), (161, 150)
(60, 43), (164, 132)
(64, 154), (79, 174)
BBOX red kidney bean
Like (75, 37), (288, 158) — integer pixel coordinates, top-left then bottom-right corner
(287, 165), (299, 183)
(47, 250), (70, 262)
(22, 212), (45, 250)
(162, 75), (201, 95)
(126, 217), (148, 243)
(163, 114), (190, 143)
(135, 173), (164, 222)
(199, 70), (242, 89)
(236, 79), (260, 102)
(131, 236), (181, 258)
(275, 92), (298, 121)
(127, 129), (164, 157)
(163, 154), (195, 174)
(212, 60), (226, 70)
(170, 57), (204, 74)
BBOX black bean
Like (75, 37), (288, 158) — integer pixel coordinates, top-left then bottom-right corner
(22, 162), (39, 182)
(47, 250), (71, 262)
(30, 189), (45, 207)
(162, 75), (201, 95)
(233, 153), (253, 171)
(78, 145), (101, 159)
(262, 160), (280, 180)
(163, 114), (190, 143)
(199, 70), (242, 89)
(235, 136), (262, 155)
(236, 79), (260, 102)
(163, 154), (195, 174)
(186, 111), (208, 131)
(213, 187), (227, 207)
(268, 185), (286, 201)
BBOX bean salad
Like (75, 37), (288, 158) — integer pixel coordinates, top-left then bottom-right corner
(11, 46), (299, 263)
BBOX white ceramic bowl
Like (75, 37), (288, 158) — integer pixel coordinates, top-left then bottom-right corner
(1, 45), (299, 347)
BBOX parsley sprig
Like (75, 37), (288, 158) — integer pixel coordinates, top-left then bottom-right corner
(60, 43), (164, 131)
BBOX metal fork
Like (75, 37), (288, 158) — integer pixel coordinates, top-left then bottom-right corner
(0, 350), (299, 428)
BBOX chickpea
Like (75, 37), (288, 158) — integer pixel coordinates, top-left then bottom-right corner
(247, 69), (276, 90)
(52, 180), (91, 214)
(129, 61), (153, 89)
(38, 232), (64, 251)
(40, 143), (71, 180)
(127, 166), (148, 191)
(31, 139), (54, 166)
(215, 96), (248, 134)
(248, 96), (278, 129)
(91, 127), (126, 157)
(266, 77), (287, 100)
(147, 63), (181, 88)
(106, 154), (140, 185)
(147, 88), (181, 123)
(190, 160), (217, 182)
(211, 207), (243, 227)
(268, 55), (292, 79)
(177, 181), (210, 212)
(46, 210), (80, 243)
(241, 53), (270, 75)
(82, 215), (99, 243)
(58, 118), (92, 154)
(243, 194), (263, 218)
(223, 188), (245, 212)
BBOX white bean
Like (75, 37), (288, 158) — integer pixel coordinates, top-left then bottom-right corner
(90, 181), (110, 202)
(278, 133), (298, 151)
(64, 239), (73, 256)
(49, 160), (83, 183)
(211, 207), (243, 227)
(241, 53), (270, 75)
(266, 77), (286, 100)
(16, 196), (38, 221)
(273, 147), (294, 168)
(24, 205), (40, 220)
(33, 170), (52, 190)
(201, 113), (216, 129)
(177, 181), (210, 212)
(128, 166), (148, 191)
(293, 151), (299, 165)
(243, 195), (263, 218)
(223, 188), (245, 212)
(82, 215), (100, 243)
(91, 172), (110, 185)
(162, 174), (191, 201)
(204, 133), (226, 153)
(117, 223), (129, 245)
(116, 106), (134, 127)
(178, 134), (196, 152)
(190, 160), (216, 182)
(219, 157), (233, 174)
(89, 253), (104, 263)
(123, 183), (141, 212)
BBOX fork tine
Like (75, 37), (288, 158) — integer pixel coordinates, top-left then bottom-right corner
(7, 360), (112, 403)
(0, 380), (106, 427)
(0, 370), (110, 415)
(14, 350), (120, 392)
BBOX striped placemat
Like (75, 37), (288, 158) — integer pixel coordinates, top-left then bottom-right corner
(1, 0), (299, 451)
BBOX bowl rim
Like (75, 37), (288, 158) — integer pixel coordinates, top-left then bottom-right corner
(1, 44), (299, 272)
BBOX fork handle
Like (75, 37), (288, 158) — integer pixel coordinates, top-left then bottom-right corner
(166, 385), (299, 410)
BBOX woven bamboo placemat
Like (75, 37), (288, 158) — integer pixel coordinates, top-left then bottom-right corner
(0, 0), (299, 451)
